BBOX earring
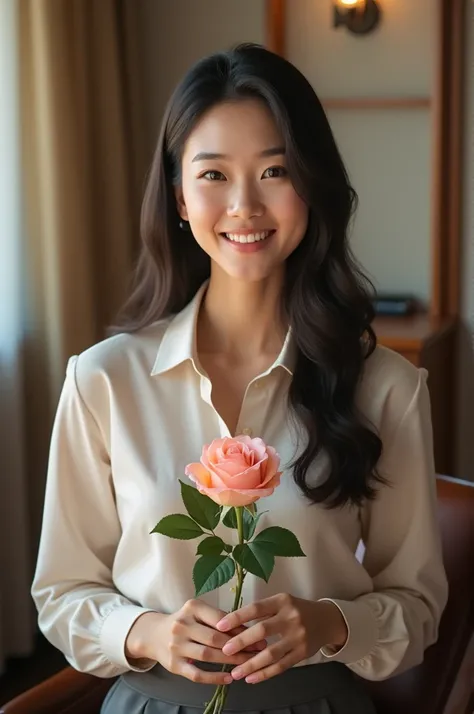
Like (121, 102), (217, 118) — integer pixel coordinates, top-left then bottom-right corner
(179, 219), (190, 231)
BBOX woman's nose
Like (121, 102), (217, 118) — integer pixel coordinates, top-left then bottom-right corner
(227, 182), (264, 219)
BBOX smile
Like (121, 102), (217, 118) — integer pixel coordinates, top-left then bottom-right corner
(222, 230), (275, 244)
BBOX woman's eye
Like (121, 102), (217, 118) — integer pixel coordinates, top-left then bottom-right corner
(201, 170), (226, 181)
(262, 166), (287, 179)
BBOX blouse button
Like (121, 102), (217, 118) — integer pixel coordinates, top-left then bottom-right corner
(242, 427), (253, 436)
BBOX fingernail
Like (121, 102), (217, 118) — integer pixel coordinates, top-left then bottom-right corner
(224, 675), (233, 684)
(217, 618), (230, 631)
(222, 642), (236, 655)
(232, 668), (243, 680)
(246, 674), (259, 684)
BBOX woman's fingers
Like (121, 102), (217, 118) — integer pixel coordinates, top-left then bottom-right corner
(186, 599), (229, 628)
(189, 621), (232, 650)
(222, 616), (280, 655)
(241, 650), (301, 684)
(228, 625), (267, 652)
(229, 640), (292, 681)
(185, 600), (267, 652)
(216, 596), (278, 632)
(179, 659), (233, 686)
(184, 640), (253, 666)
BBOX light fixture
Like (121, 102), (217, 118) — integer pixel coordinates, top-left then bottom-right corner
(333, 0), (381, 35)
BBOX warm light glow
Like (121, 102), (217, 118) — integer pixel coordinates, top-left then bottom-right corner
(336, 0), (363, 7)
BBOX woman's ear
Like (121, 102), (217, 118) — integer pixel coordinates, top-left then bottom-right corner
(174, 185), (188, 221)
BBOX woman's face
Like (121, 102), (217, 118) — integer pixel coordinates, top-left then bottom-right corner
(176, 99), (308, 283)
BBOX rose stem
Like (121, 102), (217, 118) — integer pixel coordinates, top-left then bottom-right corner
(203, 506), (246, 714)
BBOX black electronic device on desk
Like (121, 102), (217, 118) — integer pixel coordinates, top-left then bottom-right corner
(372, 294), (418, 316)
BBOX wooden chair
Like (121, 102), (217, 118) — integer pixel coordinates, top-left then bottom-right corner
(1, 476), (473, 714)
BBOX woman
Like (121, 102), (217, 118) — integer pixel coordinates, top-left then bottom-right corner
(32, 43), (448, 714)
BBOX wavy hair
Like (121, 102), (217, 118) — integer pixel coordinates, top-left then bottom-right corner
(114, 43), (383, 508)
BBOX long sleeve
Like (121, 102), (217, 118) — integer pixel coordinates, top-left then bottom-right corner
(320, 368), (448, 680)
(31, 356), (155, 678)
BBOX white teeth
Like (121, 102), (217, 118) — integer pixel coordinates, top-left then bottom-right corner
(224, 231), (272, 243)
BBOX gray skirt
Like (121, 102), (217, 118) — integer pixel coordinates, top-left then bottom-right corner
(100, 661), (376, 713)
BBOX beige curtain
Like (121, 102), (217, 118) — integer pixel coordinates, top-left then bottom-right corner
(0, 0), (148, 670)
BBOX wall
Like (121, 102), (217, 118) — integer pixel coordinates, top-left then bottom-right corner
(456, 3), (474, 481)
(285, 0), (437, 304)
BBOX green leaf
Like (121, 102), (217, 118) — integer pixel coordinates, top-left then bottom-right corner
(223, 507), (260, 541)
(193, 556), (236, 597)
(180, 480), (222, 530)
(151, 514), (204, 540)
(197, 536), (226, 556)
(247, 512), (267, 540)
(233, 543), (275, 582)
(222, 508), (238, 528)
(244, 503), (257, 516)
(253, 527), (306, 557)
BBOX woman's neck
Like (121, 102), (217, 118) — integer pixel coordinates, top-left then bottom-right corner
(197, 269), (287, 361)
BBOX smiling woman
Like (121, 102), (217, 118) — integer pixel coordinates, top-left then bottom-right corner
(31, 42), (447, 714)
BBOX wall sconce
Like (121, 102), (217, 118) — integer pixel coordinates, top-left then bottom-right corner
(333, 0), (381, 35)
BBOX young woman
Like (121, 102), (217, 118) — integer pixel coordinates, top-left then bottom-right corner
(32, 43), (448, 714)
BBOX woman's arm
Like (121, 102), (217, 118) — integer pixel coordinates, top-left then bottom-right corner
(319, 368), (448, 680)
(31, 356), (156, 678)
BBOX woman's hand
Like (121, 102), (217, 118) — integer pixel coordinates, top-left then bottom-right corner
(125, 599), (266, 685)
(215, 594), (348, 684)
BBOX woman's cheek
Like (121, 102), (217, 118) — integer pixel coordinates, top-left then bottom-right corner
(189, 186), (226, 221)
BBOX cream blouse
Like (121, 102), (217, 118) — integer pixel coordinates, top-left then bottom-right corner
(32, 283), (448, 681)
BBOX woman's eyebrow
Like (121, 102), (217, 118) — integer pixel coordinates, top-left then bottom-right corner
(191, 147), (286, 162)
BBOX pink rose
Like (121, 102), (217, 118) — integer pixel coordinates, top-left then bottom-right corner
(185, 436), (282, 507)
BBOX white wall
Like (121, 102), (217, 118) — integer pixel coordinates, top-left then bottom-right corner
(456, 4), (474, 481)
(285, 0), (437, 304)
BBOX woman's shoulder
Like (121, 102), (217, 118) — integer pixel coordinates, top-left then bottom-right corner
(358, 344), (428, 428)
(66, 319), (172, 399)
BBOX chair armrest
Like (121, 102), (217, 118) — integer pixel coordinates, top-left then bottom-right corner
(0, 666), (115, 714)
(362, 475), (474, 714)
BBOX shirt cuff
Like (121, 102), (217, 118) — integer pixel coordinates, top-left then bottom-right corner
(318, 598), (379, 664)
(100, 605), (157, 672)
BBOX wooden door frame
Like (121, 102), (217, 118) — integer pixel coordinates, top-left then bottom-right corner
(431, 0), (466, 319)
(266, 0), (285, 55)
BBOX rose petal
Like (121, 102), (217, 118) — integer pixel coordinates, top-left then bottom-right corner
(206, 465), (229, 489)
(205, 438), (228, 465)
(212, 490), (260, 507)
(201, 474), (281, 507)
(235, 436), (267, 462)
(215, 454), (249, 476)
(259, 449), (281, 487)
(212, 462), (263, 490)
(185, 462), (212, 488)
(234, 435), (253, 447)
(186, 461), (228, 490)
(196, 486), (232, 506)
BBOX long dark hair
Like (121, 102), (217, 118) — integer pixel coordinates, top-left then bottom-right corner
(115, 43), (383, 508)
